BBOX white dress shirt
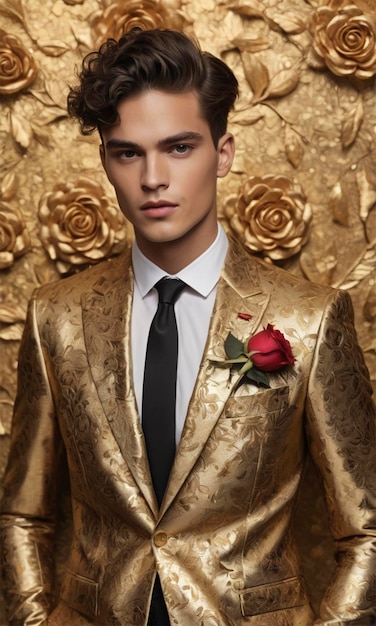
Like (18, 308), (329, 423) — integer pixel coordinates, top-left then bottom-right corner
(131, 225), (228, 443)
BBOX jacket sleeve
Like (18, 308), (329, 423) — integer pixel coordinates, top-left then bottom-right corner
(305, 289), (376, 625)
(0, 294), (60, 626)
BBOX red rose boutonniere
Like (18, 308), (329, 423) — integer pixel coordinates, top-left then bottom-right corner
(211, 323), (295, 388)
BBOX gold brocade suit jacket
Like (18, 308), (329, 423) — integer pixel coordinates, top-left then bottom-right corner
(1, 238), (375, 626)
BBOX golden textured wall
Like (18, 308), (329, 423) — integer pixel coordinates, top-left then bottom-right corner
(0, 0), (375, 623)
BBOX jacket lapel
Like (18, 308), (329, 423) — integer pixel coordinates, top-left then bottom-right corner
(81, 250), (158, 515)
(161, 240), (270, 515)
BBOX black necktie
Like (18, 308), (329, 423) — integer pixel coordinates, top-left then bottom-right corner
(142, 277), (185, 507)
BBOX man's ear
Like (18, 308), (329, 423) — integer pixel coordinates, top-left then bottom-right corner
(216, 133), (235, 178)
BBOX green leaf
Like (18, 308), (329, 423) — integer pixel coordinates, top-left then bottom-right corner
(225, 333), (244, 359)
(245, 367), (270, 388)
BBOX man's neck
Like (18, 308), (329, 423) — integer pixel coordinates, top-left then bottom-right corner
(135, 222), (219, 274)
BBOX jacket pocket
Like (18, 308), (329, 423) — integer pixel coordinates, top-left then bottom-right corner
(223, 385), (290, 419)
(239, 576), (306, 616)
(60, 569), (99, 618)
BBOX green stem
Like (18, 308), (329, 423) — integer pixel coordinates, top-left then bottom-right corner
(239, 360), (253, 375)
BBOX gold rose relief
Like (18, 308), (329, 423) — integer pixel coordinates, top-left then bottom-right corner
(37, 178), (130, 275)
(309, 0), (376, 79)
(0, 30), (38, 95)
(90, 0), (185, 47)
(0, 203), (31, 270)
(224, 175), (312, 262)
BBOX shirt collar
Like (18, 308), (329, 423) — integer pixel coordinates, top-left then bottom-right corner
(132, 224), (228, 298)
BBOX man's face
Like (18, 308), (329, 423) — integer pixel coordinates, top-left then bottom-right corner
(100, 89), (234, 266)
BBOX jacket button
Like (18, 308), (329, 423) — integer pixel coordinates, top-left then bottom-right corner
(154, 532), (168, 547)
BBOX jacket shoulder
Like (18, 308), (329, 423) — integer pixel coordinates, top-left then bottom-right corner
(32, 248), (132, 305)
(226, 237), (335, 301)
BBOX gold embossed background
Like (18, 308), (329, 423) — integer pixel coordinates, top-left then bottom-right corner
(0, 0), (375, 622)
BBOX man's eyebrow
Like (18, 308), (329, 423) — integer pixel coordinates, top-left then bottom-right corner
(105, 132), (204, 151)
(105, 138), (140, 150)
(158, 131), (204, 147)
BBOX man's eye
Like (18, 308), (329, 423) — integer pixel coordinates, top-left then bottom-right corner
(173, 144), (190, 154)
(121, 150), (136, 158)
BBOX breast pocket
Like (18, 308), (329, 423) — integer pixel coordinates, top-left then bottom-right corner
(222, 385), (290, 420)
(211, 386), (291, 457)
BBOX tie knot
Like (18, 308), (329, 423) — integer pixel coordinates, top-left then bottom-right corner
(155, 277), (185, 305)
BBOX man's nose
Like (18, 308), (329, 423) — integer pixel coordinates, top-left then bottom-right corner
(141, 154), (169, 190)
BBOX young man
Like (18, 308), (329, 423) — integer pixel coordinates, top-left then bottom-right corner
(1, 28), (375, 626)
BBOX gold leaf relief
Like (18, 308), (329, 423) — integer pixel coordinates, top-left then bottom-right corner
(264, 11), (307, 35)
(37, 41), (71, 57)
(33, 257), (59, 286)
(284, 125), (305, 168)
(339, 247), (376, 291)
(241, 52), (269, 101)
(266, 63), (301, 99)
(0, 0), (26, 24)
(0, 171), (18, 201)
(365, 210), (376, 248)
(228, 1), (265, 20)
(341, 97), (364, 149)
(356, 165), (376, 223)
(0, 323), (24, 341)
(232, 36), (270, 53)
(70, 25), (94, 50)
(0, 412), (8, 436)
(29, 80), (66, 109)
(0, 303), (26, 324)
(363, 285), (376, 323)
(30, 124), (54, 149)
(35, 107), (68, 125)
(0, 157), (23, 177)
(305, 45), (326, 70)
(300, 242), (338, 286)
(329, 181), (349, 226)
(9, 111), (33, 149)
(230, 104), (264, 126)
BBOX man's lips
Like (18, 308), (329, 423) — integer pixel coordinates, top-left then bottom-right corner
(140, 201), (177, 217)
(141, 201), (176, 210)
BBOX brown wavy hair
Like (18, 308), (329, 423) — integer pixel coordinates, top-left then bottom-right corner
(67, 28), (238, 146)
